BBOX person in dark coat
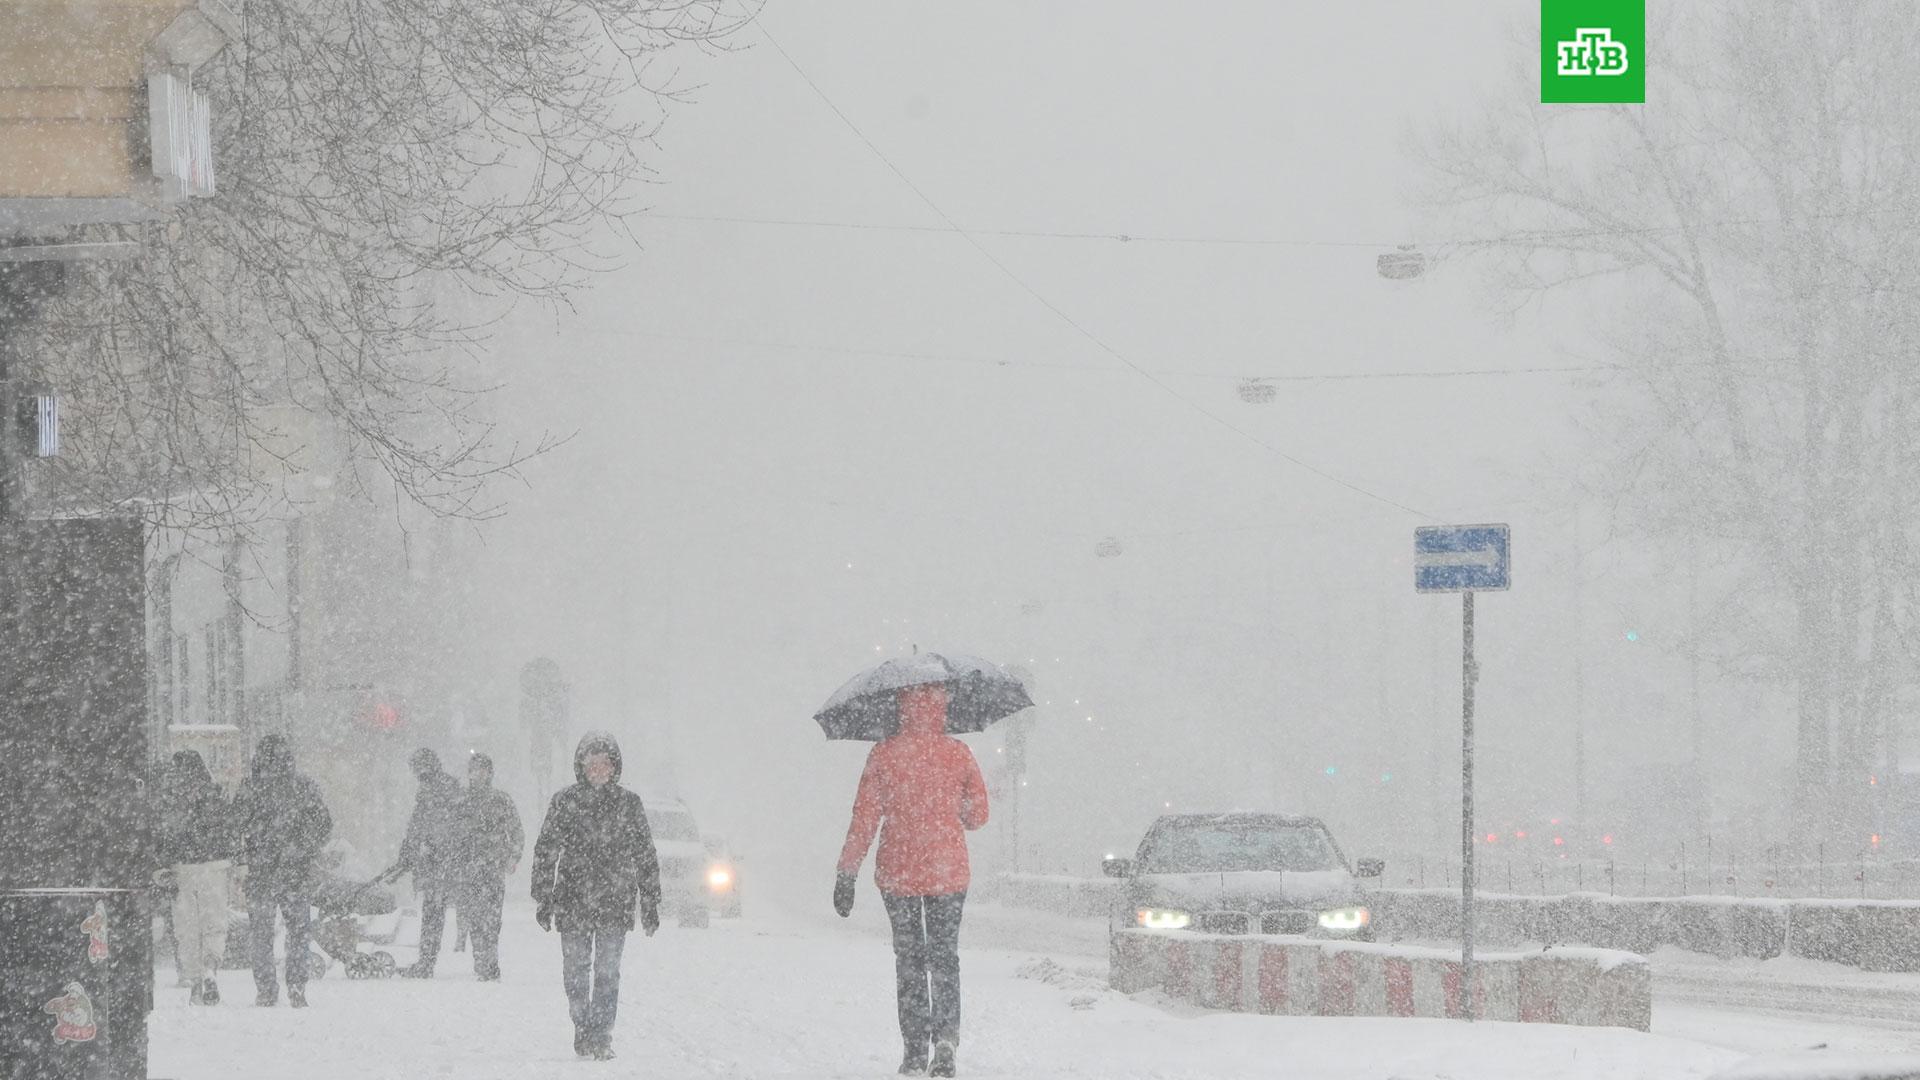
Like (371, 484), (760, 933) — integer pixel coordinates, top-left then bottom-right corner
(157, 750), (237, 1005)
(455, 751), (524, 981)
(232, 734), (332, 1008)
(396, 748), (464, 978)
(532, 732), (661, 1061)
(835, 683), (990, 1078)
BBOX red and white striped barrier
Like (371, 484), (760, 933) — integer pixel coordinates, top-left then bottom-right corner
(1110, 930), (1650, 1031)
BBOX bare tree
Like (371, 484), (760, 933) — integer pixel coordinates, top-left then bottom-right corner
(1412, 1), (1920, 847)
(11, 0), (750, 535)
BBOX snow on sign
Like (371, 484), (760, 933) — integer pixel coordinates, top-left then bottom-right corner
(1414, 524), (1511, 593)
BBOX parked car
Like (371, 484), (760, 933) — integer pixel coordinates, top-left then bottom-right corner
(645, 800), (741, 927)
(1101, 813), (1382, 964)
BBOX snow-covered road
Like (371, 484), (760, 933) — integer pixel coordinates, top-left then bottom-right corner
(142, 899), (1920, 1080)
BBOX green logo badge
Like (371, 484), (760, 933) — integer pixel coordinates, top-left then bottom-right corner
(1542, 0), (1645, 103)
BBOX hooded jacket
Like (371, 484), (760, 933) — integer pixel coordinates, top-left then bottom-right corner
(399, 749), (465, 881)
(837, 685), (990, 897)
(531, 733), (662, 932)
(232, 734), (333, 892)
(157, 750), (235, 867)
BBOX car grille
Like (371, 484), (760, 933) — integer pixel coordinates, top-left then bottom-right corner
(1259, 911), (1318, 936)
(659, 857), (700, 882)
(1194, 913), (1252, 935)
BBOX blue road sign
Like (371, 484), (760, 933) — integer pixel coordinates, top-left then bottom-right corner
(1415, 524), (1511, 593)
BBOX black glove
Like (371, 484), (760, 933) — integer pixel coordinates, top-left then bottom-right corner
(536, 903), (553, 932)
(833, 872), (856, 918)
(641, 906), (660, 938)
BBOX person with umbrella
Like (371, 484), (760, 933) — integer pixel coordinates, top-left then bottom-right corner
(822, 654), (1028, 1078)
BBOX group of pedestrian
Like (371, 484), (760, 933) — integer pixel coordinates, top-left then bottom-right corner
(154, 678), (990, 1077)
(393, 748), (525, 983)
(153, 735), (527, 1008)
(155, 733), (333, 1009)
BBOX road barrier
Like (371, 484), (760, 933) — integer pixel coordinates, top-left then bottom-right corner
(1003, 874), (1920, 973)
(1109, 929), (1651, 1030)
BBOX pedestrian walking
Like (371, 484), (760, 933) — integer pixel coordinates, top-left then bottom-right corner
(835, 683), (990, 1078)
(531, 733), (661, 1061)
(395, 748), (464, 979)
(233, 734), (332, 1008)
(455, 751), (524, 981)
(157, 750), (236, 1005)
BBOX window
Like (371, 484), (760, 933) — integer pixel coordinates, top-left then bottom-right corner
(1138, 821), (1341, 875)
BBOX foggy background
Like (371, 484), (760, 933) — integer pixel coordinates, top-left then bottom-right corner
(443, 0), (1790, 903)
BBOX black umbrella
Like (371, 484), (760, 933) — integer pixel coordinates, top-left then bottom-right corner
(813, 652), (1034, 741)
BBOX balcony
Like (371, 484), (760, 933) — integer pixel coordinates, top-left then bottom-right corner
(0, 0), (237, 233)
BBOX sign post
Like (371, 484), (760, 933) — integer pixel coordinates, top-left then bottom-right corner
(1415, 524), (1510, 1021)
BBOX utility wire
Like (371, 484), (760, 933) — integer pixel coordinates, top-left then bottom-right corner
(643, 203), (1917, 253)
(595, 326), (1619, 384)
(753, 22), (1440, 521)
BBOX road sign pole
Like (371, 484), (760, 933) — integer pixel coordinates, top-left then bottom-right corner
(1462, 589), (1477, 1021)
(1413, 522), (1505, 1024)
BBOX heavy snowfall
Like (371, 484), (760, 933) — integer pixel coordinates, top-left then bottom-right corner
(6, 2), (1920, 1079)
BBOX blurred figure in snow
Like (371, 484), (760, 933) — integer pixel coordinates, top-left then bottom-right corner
(835, 683), (990, 1078)
(454, 751), (524, 981)
(395, 748), (463, 979)
(157, 749), (236, 1005)
(233, 734), (332, 1008)
(532, 733), (661, 1061)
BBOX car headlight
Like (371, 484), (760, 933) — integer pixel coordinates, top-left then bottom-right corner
(1135, 908), (1192, 930)
(1318, 906), (1371, 931)
(707, 866), (734, 891)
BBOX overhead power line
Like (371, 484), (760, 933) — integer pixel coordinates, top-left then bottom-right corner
(752, 21), (1441, 521)
(596, 327), (1620, 384)
(643, 204), (1918, 254)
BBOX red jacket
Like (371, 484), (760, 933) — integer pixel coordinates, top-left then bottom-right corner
(837, 687), (990, 897)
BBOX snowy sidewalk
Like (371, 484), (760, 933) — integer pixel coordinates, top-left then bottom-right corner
(149, 903), (1749, 1079)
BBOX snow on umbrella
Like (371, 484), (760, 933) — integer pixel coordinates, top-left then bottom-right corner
(813, 652), (1034, 741)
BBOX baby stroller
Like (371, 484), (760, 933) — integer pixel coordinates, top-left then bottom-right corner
(307, 868), (402, 980)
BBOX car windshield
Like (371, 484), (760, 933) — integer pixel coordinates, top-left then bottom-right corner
(648, 811), (700, 841)
(1138, 821), (1342, 874)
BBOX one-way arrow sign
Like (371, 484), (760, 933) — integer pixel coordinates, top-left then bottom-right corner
(1414, 524), (1511, 593)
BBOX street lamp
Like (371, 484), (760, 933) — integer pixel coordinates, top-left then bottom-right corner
(1377, 245), (1427, 280)
(1237, 378), (1277, 404)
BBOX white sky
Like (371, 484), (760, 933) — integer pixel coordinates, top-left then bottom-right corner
(455, 1), (1773, 893)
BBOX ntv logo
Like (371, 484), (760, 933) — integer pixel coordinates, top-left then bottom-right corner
(1556, 28), (1629, 77)
(1541, 1), (1643, 103)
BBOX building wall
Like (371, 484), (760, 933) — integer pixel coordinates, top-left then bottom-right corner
(149, 484), (479, 868)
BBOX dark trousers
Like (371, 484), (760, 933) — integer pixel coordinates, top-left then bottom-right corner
(414, 878), (452, 971)
(561, 929), (627, 1049)
(248, 887), (312, 995)
(882, 892), (967, 1053)
(460, 876), (506, 978)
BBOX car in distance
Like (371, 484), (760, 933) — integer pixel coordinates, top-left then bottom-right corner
(1102, 812), (1383, 968)
(645, 800), (742, 927)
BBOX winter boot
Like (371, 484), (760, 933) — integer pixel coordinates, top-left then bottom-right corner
(399, 961), (435, 979)
(254, 988), (277, 1007)
(288, 987), (308, 1009)
(200, 978), (221, 1005)
(899, 1042), (929, 1076)
(573, 1028), (590, 1059)
(929, 1041), (956, 1078)
(591, 1045), (617, 1061)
